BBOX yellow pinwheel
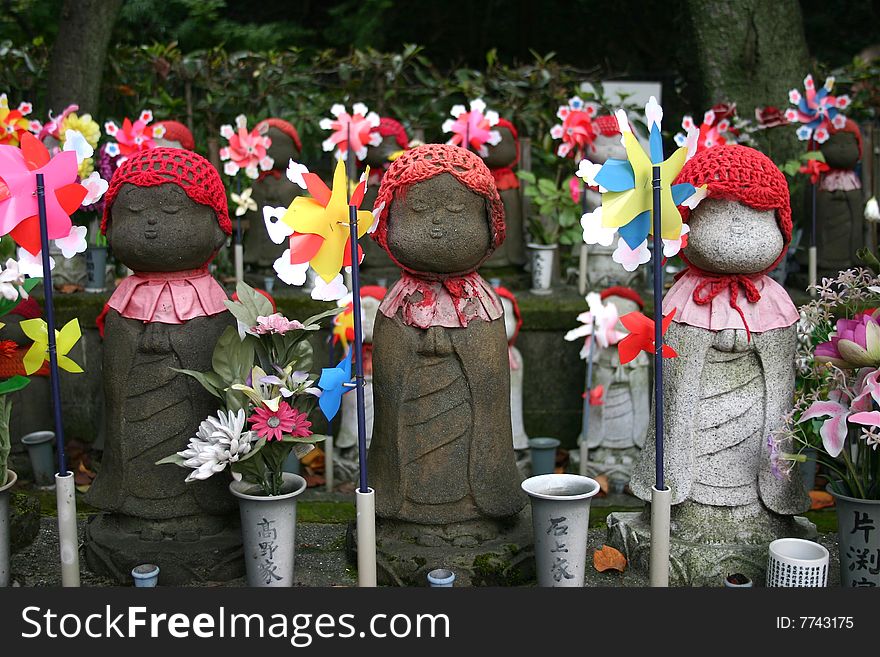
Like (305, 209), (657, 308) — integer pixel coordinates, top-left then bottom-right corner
(280, 158), (373, 283)
(20, 318), (84, 375)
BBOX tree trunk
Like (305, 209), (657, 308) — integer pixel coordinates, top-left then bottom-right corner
(683, 0), (810, 163)
(46, 0), (123, 115)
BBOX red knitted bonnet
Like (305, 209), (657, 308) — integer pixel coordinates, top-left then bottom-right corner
(601, 285), (644, 309)
(256, 117), (302, 153)
(371, 144), (506, 272)
(674, 144), (792, 274)
(154, 120), (195, 151)
(593, 115), (621, 137)
(376, 117), (409, 150)
(101, 147), (232, 235)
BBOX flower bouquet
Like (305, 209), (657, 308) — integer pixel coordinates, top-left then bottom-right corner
(158, 283), (338, 496)
(770, 268), (880, 500)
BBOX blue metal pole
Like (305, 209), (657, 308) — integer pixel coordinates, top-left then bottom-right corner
(652, 164), (665, 491)
(348, 204), (368, 493)
(35, 173), (67, 476)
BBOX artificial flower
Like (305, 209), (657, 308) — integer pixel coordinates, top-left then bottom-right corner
(61, 111), (100, 148)
(250, 313), (304, 335)
(54, 224), (88, 259)
(550, 95), (600, 159)
(815, 311), (880, 368)
(0, 258), (27, 301)
(232, 366), (282, 411)
(176, 409), (255, 482)
(104, 110), (163, 161)
(785, 75), (850, 143)
(248, 400), (303, 442)
(220, 114), (273, 179)
(19, 317), (83, 375)
(865, 197), (880, 223)
(320, 103), (381, 162)
(0, 94), (35, 147)
(799, 388), (872, 458)
(442, 98), (501, 157)
(616, 308), (678, 364)
(231, 187), (257, 217)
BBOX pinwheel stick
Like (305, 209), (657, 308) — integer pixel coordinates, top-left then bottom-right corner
(809, 181), (817, 298)
(649, 164), (671, 588)
(234, 177), (244, 284)
(36, 173), (81, 587)
(578, 316), (595, 477)
(348, 203), (377, 587)
(578, 182), (589, 295)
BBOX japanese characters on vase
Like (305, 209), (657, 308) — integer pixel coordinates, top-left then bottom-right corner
(630, 145), (811, 544)
(369, 144), (525, 532)
(84, 148), (242, 584)
(242, 118), (304, 274)
(495, 286), (528, 451)
(584, 287), (650, 492)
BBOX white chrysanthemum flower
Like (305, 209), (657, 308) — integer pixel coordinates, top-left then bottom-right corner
(178, 409), (256, 482)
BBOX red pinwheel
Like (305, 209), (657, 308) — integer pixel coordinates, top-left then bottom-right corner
(799, 158), (831, 184)
(0, 132), (87, 255)
(617, 308), (678, 364)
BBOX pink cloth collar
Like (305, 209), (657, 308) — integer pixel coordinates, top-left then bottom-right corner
(107, 267), (229, 325)
(820, 169), (861, 192)
(379, 271), (503, 329)
(663, 270), (798, 333)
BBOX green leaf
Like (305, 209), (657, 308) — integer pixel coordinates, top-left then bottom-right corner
(0, 278), (42, 319)
(0, 376), (30, 396)
(537, 178), (557, 195)
(212, 325), (253, 384)
(303, 306), (344, 328)
(281, 433), (327, 444)
(155, 453), (187, 467)
(803, 151), (826, 162)
(171, 368), (224, 398)
(238, 437), (267, 462)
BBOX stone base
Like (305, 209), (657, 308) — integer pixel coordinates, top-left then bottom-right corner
(346, 510), (535, 586)
(607, 505), (817, 586)
(85, 513), (244, 585)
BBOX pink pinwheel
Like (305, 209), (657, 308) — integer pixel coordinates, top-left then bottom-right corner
(673, 105), (741, 153)
(815, 311), (880, 369)
(104, 110), (163, 162)
(320, 103), (381, 162)
(442, 98), (501, 157)
(219, 114), (273, 179)
(0, 132), (87, 255)
(785, 75), (850, 144)
(564, 292), (625, 359)
(550, 95), (600, 159)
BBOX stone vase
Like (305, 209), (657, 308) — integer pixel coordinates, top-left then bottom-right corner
(85, 246), (108, 293)
(0, 469), (16, 587)
(229, 473), (307, 587)
(527, 243), (556, 295)
(528, 437), (559, 476)
(20, 431), (54, 487)
(522, 473), (599, 587)
(828, 484), (880, 588)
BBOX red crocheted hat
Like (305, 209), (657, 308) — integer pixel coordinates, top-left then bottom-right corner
(154, 120), (195, 151)
(101, 147), (232, 235)
(257, 118), (302, 153)
(594, 115), (621, 137)
(674, 144), (792, 274)
(375, 117), (409, 150)
(360, 285), (387, 301)
(601, 285), (643, 309)
(494, 118), (520, 168)
(371, 144), (506, 271)
(494, 285), (522, 344)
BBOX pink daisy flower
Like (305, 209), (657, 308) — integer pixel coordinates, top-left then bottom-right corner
(248, 401), (311, 442)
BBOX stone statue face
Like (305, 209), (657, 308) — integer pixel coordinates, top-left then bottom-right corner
(482, 127), (517, 169)
(364, 134), (401, 168)
(154, 137), (184, 149)
(501, 296), (517, 341)
(820, 131), (859, 170)
(589, 133), (626, 164)
(107, 182), (226, 272)
(361, 295), (381, 343)
(387, 173), (491, 274)
(684, 198), (782, 274)
(265, 126), (300, 170)
(605, 295), (639, 329)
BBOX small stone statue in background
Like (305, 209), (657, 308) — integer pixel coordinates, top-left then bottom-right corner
(622, 146), (810, 584)
(153, 120), (196, 151)
(583, 286), (649, 492)
(335, 285), (386, 478)
(85, 148), (241, 584)
(370, 144), (524, 528)
(482, 118), (525, 267)
(242, 118), (303, 276)
(494, 286), (528, 451)
(816, 119), (864, 276)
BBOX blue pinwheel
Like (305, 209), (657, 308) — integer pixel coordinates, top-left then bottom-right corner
(317, 347), (353, 421)
(785, 75), (850, 144)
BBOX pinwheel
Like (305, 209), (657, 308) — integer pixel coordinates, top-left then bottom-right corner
(550, 95), (600, 159)
(219, 114), (273, 179)
(799, 158), (831, 184)
(0, 94), (37, 147)
(332, 297), (356, 349)
(20, 318), (83, 375)
(0, 132), (87, 255)
(317, 348), (353, 422)
(673, 105), (740, 153)
(442, 98), (501, 157)
(785, 75), (850, 144)
(320, 103), (381, 162)
(617, 309), (678, 365)
(104, 110), (164, 162)
(231, 187), (257, 217)
(578, 99), (705, 270)
(270, 158), (373, 301)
